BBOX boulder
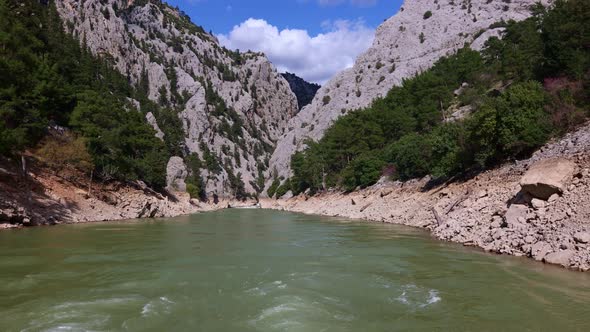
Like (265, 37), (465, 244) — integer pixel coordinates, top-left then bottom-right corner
(280, 190), (294, 200)
(520, 158), (575, 200)
(548, 194), (559, 203)
(531, 241), (552, 261)
(531, 199), (546, 210)
(544, 250), (574, 267)
(504, 204), (527, 228)
(146, 112), (165, 141)
(573, 232), (590, 244)
(166, 157), (188, 192)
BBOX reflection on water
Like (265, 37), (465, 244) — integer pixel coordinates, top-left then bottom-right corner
(1, 209), (589, 331)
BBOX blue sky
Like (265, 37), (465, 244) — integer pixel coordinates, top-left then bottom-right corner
(166, 0), (402, 36)
(165, 0), (403, 84)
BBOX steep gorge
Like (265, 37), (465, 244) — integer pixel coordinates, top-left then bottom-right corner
(53, 0), (557, 198)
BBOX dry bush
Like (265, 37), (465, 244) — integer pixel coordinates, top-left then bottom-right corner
(35, 131), (94, 174)
(544, 77), (587, 132)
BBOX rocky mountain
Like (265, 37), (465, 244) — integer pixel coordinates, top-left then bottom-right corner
(281, 72), (321, 111)
(268, 0), (554, 185)
(54, 0), (297, 197)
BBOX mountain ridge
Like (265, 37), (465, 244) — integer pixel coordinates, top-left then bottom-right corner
(55, 0), (298, 197)
(268, 0), (554, 189)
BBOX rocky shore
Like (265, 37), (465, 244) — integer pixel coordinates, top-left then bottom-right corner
(0, 156), (254, 229)
(263, 123), (590, 271)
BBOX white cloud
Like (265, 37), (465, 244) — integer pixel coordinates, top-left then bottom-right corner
(217, 18), (374, 84)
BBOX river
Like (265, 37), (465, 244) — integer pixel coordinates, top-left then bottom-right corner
(1, 210), (589, 331)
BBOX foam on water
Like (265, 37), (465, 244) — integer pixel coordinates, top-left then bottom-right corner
(246, 280), (288, 297)
(394, 284), (441, 309)
(18, 296), (145, 331)
(251, 295), (327, 324)
(250, 291), (355, 331)
(141, 296), (175, 317)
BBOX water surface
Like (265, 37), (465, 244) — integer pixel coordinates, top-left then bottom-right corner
(1, 210), (589, 331)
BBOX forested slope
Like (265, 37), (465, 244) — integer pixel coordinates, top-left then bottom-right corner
(271, 0), (589, 198)
(0, 0), (169, 188)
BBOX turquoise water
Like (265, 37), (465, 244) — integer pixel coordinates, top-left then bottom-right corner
(0, 210), (589, 331)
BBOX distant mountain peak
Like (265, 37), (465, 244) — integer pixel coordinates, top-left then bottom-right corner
(281, 72), (321, 111)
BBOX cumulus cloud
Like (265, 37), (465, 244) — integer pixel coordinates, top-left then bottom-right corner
(217, 19), (374, 84)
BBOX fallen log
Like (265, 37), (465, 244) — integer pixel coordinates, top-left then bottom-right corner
(360, 202), (373, 213)
(431, 207), (443, 226)
(444, 190), (471, 215)
(380, 191), (392, 198)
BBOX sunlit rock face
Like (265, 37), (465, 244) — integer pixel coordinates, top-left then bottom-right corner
(268, 0), (553, 187)
(55, 0), (297, 196)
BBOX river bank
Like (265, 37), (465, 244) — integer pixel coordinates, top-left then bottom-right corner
(0, 156), (255, 229)
(263, 123), (590, 271)
(3, 124), (590, 272)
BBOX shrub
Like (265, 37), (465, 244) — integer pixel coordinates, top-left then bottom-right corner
(341, 154), (385, 191)
(186, 174), (207, 201)
(542, 0), (590, 79)
(186, 183), (200, 199)
(544, 77), (588, 132)
(323, 95), (331, 106)
(275, 181), (291, 198)
(423, 11), (433, 20)
(384, 133), (431, 180)
(267, 177), (280, 198)
(467, 81), (551, 166)
(428, 123), (465, 179)
(35, 133), (94, 173)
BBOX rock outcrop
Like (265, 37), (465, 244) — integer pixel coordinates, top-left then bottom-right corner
(520, 158), (575, 200)
(55, 0), (298, 197)
(166, 156), (188, 192)
(268, 0), (554, 184)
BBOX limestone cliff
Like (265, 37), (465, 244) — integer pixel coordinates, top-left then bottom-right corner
(55, 0), (297, 197)
(268, 0), (553, 185)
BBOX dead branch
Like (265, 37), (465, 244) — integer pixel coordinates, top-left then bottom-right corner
(431, 207), (443, 226)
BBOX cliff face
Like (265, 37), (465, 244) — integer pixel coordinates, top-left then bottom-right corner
(281, 73), (321, 111)
(268, 0), (553, 184)
(55, 0), (297, 196)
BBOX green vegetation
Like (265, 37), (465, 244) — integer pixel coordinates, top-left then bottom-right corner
(185, 153), (207, 201)
(200, 142), (222, 175)
(423, 11), (433, 20)
(0, 0), (172, 189)
(266, 176), (281, 198)
(35, 132), (94, 173)
(285, 0), (589, 195)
